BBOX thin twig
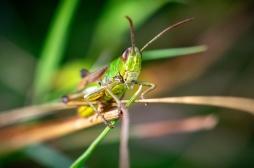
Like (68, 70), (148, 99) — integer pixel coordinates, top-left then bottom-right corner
(67, 96), (254, 114)
(1, 96), (254, 128)
(0, 102), (74, 127)
(2, 95), (253, 153)
(120, 106), (129, 168)
(133, 115), (217, 138)
(56, 115), (218, 150)
(131, 96), (254, 114)
(0, 109), (119, 154)
(0, 113), (218, 155)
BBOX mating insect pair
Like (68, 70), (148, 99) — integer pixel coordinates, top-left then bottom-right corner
(62, 16), (193, 126)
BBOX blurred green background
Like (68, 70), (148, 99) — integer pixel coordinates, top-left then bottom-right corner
(1, 0), (254, 167)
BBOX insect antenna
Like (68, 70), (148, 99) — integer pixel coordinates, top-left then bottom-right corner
(140, 18), (194, 52)
(125, 16), (136, 52)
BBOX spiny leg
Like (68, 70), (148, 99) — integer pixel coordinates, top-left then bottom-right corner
(105, 87), (125, 117)
(139, 81), (156, 99)
(85, 100), (112, 126)
(64, 97), (111, 126)
(137, 81), (156, 106)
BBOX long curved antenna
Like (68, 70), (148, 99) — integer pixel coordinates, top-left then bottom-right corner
(125, 16), (136, 51)
(141, 18), (194, 52)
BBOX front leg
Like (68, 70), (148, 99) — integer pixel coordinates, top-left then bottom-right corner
(85, 99), (114, 127)
(136, 81), (156, 100)
(105, 87), (124, 115)
(130, 81), (155, 106)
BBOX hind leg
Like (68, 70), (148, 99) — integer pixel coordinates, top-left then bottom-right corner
(85, 100), (113, 127)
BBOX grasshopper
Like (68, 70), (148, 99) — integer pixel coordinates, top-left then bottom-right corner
(63, 16), (193, 126)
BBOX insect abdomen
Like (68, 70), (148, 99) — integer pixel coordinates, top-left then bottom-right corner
(78, 106), (94, 117)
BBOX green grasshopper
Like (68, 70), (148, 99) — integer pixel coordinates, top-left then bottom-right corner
(63, 16), (193, 126)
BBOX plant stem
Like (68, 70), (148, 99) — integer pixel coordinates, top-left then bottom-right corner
(70, 122), (115, 168)
(70, 86), (142, 168)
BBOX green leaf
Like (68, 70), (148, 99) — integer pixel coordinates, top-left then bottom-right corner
(142, 45), (207, 61)
(33, 0), (79, 102)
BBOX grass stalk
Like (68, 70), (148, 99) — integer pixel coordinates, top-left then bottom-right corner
(33, 0), (79, 102)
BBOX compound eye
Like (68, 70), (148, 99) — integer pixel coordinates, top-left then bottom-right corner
(121, 48), (130, 61)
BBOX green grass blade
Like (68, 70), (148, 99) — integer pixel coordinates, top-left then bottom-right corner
(33, 0), (79, 102)
(70, 123), (114, 168)
(71, 88), (142, 168)
(142, 45), (207, 61)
